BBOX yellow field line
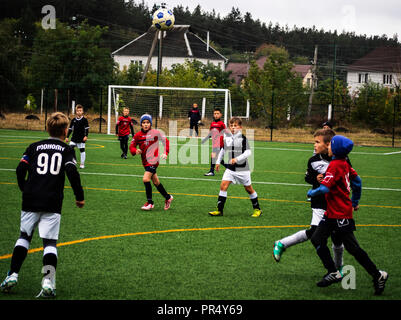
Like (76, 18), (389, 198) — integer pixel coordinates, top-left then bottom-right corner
(1, 181), (401, 209)
(1, 224), (401, 260)
(1, 156), (401, 179)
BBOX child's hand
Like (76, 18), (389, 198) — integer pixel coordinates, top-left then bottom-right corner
(83, 136), (87, 142)
(215, 164), (220, 172)
(317, 174), (324, 183)
(161, 153), (167, 160)
(136, 149), (142, 155)
(65, 138), (69, 143)
(211, 152), (216, 158)
(229, 158), (237, 165)
(353, 205), (360, 211)
(76, 200), (85, 208)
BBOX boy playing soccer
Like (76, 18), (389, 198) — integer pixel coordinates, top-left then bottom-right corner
(129, 114), (173, 211)
(116, 107), (135, 159)
(309, 135), (388, 294)
(1, 112), (85, 297)
(66, 104), (89, 169)
(202, 108), (226, 176)
(188, 103), (201, 137)
(273, 129), (344, 269)
(208, 117), (262, 217)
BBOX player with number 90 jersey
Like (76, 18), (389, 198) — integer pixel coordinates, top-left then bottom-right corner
(17, 138), (84, 214)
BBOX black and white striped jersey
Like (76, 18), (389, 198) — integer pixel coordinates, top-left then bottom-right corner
(17, 138), (84, 213)
(217, 131), (251, 171)
(67, 116), (89, 143)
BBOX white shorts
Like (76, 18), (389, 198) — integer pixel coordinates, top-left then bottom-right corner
(69, 141), (85, 149)
(311, 208), (325, 226)
(222, 169), (252, 186)
(20, 211), (61, 240)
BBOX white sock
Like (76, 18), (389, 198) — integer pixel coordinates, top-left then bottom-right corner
(80, 151), (86, 165)
(280, 230), (308, 248)
(332, 244), (344, 269)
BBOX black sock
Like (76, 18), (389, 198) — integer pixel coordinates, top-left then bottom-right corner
(250, 197), (260, 210)
(156, 183), (170, 200)
(144, 182), (153, 204)
(43, 253), (58, 271)
(210, 162), (215, 173)
(217, 195), (227, 212)
(10, 246), (28, 274)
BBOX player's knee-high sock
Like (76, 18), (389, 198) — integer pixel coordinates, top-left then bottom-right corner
(217, 190), (227, 212)
(280, 230), (308, 248)
(79, 148), (86, 165)
(43, 246), (58, 271)
(249, 192), (260, 209)
(210, 161), (215, 173)
(144, 182), (153, 204)
(156, 183), (171, 200)
(10, 238), (30, 274)
(332, 244), (344, 269)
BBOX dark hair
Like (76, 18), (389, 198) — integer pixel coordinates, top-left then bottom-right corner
(322, 121), (333, 129)
(229, 117), (242, 126)
(213, 108), (222, 113)
(314, 128), (336, 143)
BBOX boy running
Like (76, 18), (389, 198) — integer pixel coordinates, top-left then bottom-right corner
(273, 129), (344, 269)
(309, 135), (388, 295)
(208, 117), (262, 217)
(1, 112), (85, 298)
(202, 108), (226, 176)
(116, 107), (135, 159)
(66, 104), (89, 169)
(129, 114), (173, 211)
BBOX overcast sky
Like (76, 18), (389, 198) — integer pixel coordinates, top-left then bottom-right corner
(146, 0), (401, 38)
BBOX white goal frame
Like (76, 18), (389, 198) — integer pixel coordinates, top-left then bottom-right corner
(107, 85), (232, 134)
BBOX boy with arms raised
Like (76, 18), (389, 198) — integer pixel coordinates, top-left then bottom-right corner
(66, 104), (89, 169)
(1, 112), (85, 297)
(273, 129), (344, 269)
(208, 117), (261, 217)
(202, 108), (227, 176)
(129, 114), (173, 211)
(309, 135), (388, 295)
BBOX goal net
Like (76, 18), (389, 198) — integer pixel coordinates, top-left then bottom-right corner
(107, 85), (232, 134)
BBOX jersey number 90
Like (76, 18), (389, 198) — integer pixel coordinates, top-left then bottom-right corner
(37, 152), (62, 175)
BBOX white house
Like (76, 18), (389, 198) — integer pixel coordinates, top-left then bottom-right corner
(346, 46), (401, 96)
(112, 25), (227, 72)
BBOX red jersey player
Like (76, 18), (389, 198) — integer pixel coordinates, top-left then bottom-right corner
(308, 135), (388, 295)
(201, 108), (226, 176)
(129, 114), (173, 211)
(116, 107), (135, 159)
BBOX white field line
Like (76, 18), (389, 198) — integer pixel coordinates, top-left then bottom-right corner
(0, 134), (399, 155)
(1, 168), (400, 192)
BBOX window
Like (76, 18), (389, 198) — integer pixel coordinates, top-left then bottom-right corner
(383, 74), (392, 84)
(358, 73), (368, 83)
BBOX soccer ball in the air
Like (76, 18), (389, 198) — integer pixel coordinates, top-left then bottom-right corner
(152, 7), (175, 30)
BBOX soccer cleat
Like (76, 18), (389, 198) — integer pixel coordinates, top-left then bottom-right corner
(251, 209), (262, 217)
(121, 153), (124, 158)
(80, 164), (85, 169)
(0, 272), (18, 293)
(123, 154), (127, 159)
(204, 172), (215, 176)
(164, 195), (173, 210)
(208, 210), (223, 216)
(141, 202), (154, 211)
(373, 270), (388, 295)
(273, 241), (285, 262)
(316, 271), (343, 287)
(36, 278), (56, 298)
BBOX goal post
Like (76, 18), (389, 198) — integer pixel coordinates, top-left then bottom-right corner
(107, 85), (232, 134)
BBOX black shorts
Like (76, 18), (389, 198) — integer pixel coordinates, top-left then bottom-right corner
(318, 216), (356, 233)
(145, 166), (157, 174)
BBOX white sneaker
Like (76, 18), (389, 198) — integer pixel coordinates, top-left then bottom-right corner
(141, 202), (154, 210)
(0, 272), (18, 293)
(37, 278), (56, 298)
(80, 164), (85, 169)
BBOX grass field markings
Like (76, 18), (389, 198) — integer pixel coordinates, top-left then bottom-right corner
(1, 224), (401, 261)
(1, 180), (400, 209)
